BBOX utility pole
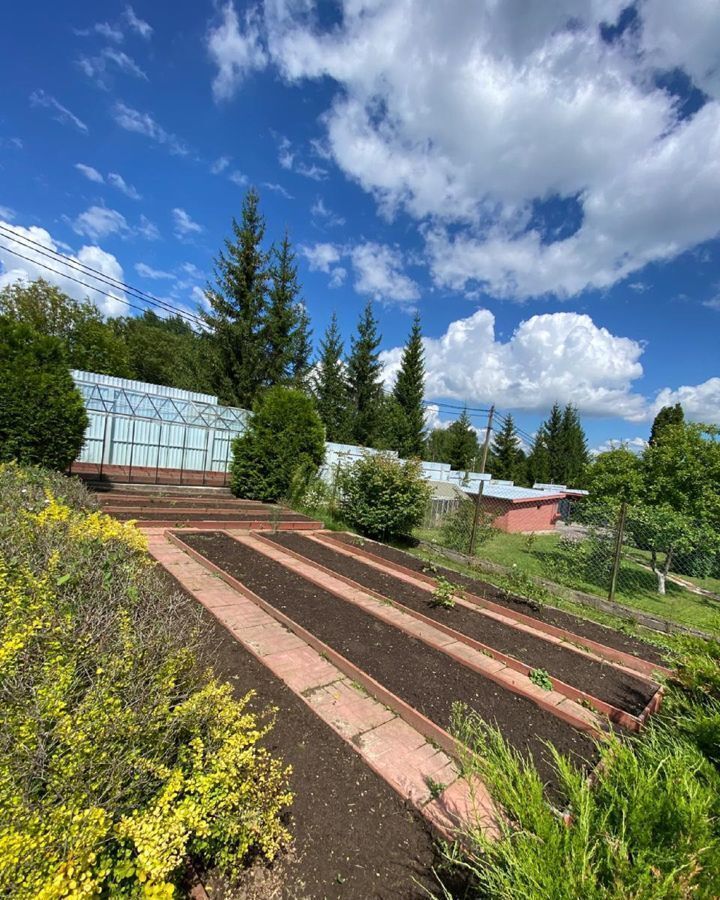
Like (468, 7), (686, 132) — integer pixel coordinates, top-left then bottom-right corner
(468, 405), (495, 556)
(479, 405), (495, 474)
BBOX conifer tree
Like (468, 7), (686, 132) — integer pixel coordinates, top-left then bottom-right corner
(347, 301), (383, 446)
(560, 403), (589, 486)
(203, 188), (268, 407)
(527, 428), (551, 485)
(313, 313), (350, 442)
(391, 313), (426, 457)
(491, 414), (524, 481)
(445, 408), (480, 471)
(649, 403), (684, 446)
(290, 305), (313, 390)
(263, 231), (300, 388)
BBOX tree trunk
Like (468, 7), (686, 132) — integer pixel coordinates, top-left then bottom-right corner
(650, 549), (666, 595)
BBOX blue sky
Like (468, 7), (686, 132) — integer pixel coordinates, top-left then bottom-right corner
(1, 0), (719, 454)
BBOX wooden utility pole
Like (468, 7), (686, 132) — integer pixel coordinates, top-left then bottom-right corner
(479, 405), (495, 474)
(468, 405), (495, 556)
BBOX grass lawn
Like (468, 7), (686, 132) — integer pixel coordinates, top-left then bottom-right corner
(415, 526), (720, 637)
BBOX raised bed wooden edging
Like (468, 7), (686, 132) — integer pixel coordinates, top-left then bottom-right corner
(165, 529), (461, 759)
(252, 532), (659, 733)
(321, 532), (673, 681)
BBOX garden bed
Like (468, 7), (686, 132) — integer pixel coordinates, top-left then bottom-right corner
(180, 532), (598, 797)
(173, 582), (442, 899)
(266, 533), (657, 718)
(331, 533), (667, 666)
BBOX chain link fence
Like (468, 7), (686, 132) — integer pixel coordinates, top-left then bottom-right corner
(419, 494), (720, 611)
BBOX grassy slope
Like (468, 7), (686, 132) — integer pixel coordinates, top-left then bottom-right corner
(415, 526), (720, 636)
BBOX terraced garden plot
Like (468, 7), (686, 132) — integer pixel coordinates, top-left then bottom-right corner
(179, 530), (598, 796)
(176, 586), (442, 899)
(266, 532), (659, 720)
(330, 532), (668, 666)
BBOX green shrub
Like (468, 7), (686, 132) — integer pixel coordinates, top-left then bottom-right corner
(230, 386), (325, 502)
(0, 318), (88, 471)
(337, 453), (431, 541)
(444, 705), (720, 899)
(0, 464), (292, 896)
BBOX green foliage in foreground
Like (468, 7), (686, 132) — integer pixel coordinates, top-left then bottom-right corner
(440, 632), (720, 900)
(443, 707), (720, 899)
(338, 453), (431, 541)
(0, 464), (292, 897)
(0, 318), (88, 471)
(230, 385), (325, 502)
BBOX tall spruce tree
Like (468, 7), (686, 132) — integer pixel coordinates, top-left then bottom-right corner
(491, 414), (525, 481)
(347, 301), (383, 446)
(446, 408), (480, 471)
(203, 188), (268, 407)
(391, 313), (426, 457)
(527, 427), (551, 485)
(263, 231), (300, 388)
(649, 403), (684, 446)
(313, 313), (350, 442)
(560, 403), (589, 486)
(290, 305), (313, 390)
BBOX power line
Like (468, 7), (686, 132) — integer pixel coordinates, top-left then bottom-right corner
(0, 242), (198, 325)
(0, 224), (206, 329)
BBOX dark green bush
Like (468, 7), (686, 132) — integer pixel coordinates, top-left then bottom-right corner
(230, 386), (325, 502)
(337, 453), (431, 540)
(0, 318), (88, 471)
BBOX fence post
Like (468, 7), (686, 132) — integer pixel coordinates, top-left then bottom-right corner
(608, 501), (627, 603)
(468, 479), (486, 557)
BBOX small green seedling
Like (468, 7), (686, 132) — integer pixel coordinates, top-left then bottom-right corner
(431, 575), (457, 609)
(528, 668), (553, 691)
(425, 776), (446, 800)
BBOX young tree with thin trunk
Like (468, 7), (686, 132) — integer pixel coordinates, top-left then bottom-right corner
(203, 188), (269, 408)
(346, 301), (383, 446)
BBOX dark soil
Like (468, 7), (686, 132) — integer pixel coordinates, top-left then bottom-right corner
(158, 570), (443, 900)
(332, 534), (668, 666)
(182, 531), (598, 799)
(266, 534), (657, 718)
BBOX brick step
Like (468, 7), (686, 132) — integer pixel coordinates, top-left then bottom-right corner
(113, 510), (311, 522)
(138, 519), (323, 531)
(318, 532), (671, 682)
(100, 498), (268, 511)
(147, 529), (495, 842)
(104, 505), (289, 517)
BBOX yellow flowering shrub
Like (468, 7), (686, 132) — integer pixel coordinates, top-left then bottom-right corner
(0, 465), (293, 897)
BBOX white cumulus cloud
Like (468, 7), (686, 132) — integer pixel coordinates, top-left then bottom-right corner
(221, 0), (720, 301)
(172, 208), (203, 237)
(380, 308), (648, 418)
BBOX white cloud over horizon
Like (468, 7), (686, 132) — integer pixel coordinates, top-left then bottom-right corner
(379, 306), (720, 424)
(209, 1), (720, 302)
